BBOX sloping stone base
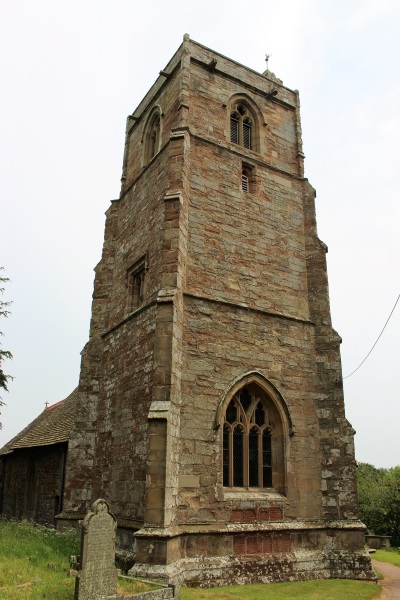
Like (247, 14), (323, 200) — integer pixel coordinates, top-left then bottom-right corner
(131, 549), (375, 588)
(129, 523), (376, 587)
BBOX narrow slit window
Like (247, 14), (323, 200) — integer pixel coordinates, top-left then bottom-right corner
(143, 108), (161, 165)
(149, 116), (160, 159)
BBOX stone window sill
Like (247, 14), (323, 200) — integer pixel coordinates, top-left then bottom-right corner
(223, 488), (286, 501)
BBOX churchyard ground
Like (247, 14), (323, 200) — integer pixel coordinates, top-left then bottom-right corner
(0, 517), (381, 599)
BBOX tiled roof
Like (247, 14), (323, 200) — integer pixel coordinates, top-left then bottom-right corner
(0, 388), (79, 456)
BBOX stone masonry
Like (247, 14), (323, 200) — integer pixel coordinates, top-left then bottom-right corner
(57, 35), (375, 585)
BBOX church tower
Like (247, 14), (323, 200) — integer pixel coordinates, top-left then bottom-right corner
(60, 35), (373, 585)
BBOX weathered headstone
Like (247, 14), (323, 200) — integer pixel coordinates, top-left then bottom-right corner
(75, 499), (117, 600)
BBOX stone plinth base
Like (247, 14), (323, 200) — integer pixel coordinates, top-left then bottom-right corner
(129, 521), (376, 587)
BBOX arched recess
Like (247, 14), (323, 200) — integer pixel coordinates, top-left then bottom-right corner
(225, 93), (264, 154)
(216, 372), (292, 495)
(141, 104), (163, 166)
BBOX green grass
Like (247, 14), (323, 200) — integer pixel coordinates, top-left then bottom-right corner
(0, 517), (79, 599)
(374, 547), (400, 568)
(181, 579), (381, 600)
(0, 517), (156, 599)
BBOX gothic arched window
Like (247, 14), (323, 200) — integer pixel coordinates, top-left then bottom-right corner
(143, 107), (162, 165)
(222, 383), (285, 491)
(230, 103), (254, 150)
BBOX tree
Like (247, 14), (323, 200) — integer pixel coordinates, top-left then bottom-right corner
(357, 462), (400, 546)
(0, 268), (13, 429)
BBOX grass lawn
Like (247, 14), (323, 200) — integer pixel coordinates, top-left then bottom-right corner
(374, 548), (400, 568)
(181, 579), (380, 600)
(0, 517), (157, 599)
(0, 517), (79, 599)
(0, 517), (382, 599)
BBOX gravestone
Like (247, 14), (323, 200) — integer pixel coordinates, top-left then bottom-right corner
(75, 498), (117, 600)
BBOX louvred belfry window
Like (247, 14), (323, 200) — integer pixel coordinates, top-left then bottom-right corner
(222, 387), (274, 488)
(230, 115), (239, 144)
(229, 104), (254, 150)
(241, 171), (249, 192)
(243, 119), (251, 149)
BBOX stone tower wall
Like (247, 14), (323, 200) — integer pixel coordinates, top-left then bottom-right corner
(60, 36), (371, 585)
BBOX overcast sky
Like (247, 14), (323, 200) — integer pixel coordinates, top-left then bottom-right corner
(1, 0), (399, 468)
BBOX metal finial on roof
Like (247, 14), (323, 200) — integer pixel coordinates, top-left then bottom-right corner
(265, 53), (272, 71)
(45, 401), (49, 409)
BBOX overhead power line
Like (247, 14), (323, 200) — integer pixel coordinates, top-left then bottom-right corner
(343, 293), (400, 380)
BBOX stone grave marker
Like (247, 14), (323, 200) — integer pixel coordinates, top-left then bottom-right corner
(75, 498), (117, 600)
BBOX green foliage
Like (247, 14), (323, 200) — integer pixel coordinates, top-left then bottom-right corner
(357, 462), (400, 546)
(181, 579), (380, 600)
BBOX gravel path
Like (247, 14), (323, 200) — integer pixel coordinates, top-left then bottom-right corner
(372, 559), (400, 600)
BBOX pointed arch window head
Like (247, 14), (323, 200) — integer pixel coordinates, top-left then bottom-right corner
(143, 107), (162, 165)
(230, 103), (254, 150)
(222, 382), (285, 491)
(149, 115), (160, 158)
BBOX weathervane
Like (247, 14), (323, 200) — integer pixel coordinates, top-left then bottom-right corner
(265, 53), (272, 71)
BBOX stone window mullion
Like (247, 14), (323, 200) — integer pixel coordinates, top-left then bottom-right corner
(229, 427), (233, 487)
(238, 115), (243, 146)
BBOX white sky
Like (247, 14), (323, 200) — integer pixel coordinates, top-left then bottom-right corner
(0, 0), (399, 468)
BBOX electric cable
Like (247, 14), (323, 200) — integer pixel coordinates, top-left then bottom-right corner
(343, 293), (400, 379)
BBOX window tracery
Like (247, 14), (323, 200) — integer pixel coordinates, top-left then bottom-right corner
(230, 103), (254, 150)
(222, 382), (285, 491)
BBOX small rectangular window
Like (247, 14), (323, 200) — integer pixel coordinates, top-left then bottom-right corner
(127, 256), (147, 311)
(242, 163), (254, 193)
